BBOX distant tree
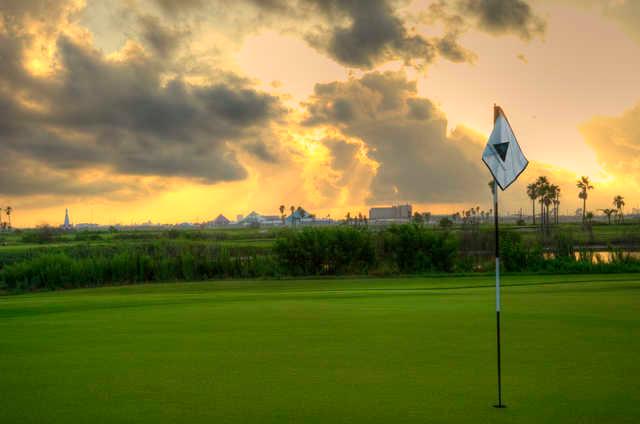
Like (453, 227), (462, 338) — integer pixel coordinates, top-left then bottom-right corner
(423, 212), (431, 224)
(613, 195), (625, 223)
(551, 186), (561, 225)
(439, 217), (453, 229)
(576, 176), (594, 223)
(290, 205), (295, 226)
(279, 205), (285, 224)
(5, 206), (11, 229)
(345, 212), (351, 225)
(546, 184), (560, 226)
(585, 211), (594, 224)
(534, 176), (550, 230)
(413, 212), (424, 224)
(600, 208), (617, 225)
(526, 182), (538, 225)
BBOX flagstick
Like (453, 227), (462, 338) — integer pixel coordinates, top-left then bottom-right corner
(493, 103), (506, 409)
(493, 179), (505, 409)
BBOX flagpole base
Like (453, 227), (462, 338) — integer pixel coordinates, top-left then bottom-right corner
(493, 404), (507, 409)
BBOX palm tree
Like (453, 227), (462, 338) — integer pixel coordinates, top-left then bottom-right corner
(5, 206), (11, 229)
(600, 208), (617, 225)
(526, 182), (538, 225)
(535, 177), (550, 230)
(290, 205), (295, 226)
(613, 195), (625, 223)
(548, 185), (560, 225)
(576, 176), (594, 223)
(542, 190), (553, 231)
(279, 205), (285, 224)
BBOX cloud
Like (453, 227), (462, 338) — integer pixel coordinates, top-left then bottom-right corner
(165, 0), (477, 69)
(303, 71), (491, 204)
(0, 152), (125, 197)
(581, 102), (640, 184)
(153, 0), (205, 15)
(459, 0), (546, 40)
(138, 14), (189, 58)
(0, 26), (284, 197)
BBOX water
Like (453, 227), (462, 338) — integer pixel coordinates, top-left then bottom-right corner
(544, 250), (640, 264)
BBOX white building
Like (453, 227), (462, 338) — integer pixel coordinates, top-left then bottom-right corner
(369, 204), (412, 222)
(237, 211), (282, 226)
(61, 208), (73, 230)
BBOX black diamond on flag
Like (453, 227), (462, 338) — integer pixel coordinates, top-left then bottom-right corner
(494, 142), (509, 162)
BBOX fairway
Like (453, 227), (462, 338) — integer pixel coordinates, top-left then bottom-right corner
(1, 275), (638, 423)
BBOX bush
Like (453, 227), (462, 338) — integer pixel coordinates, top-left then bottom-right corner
(0, 242), (277, 291)
(4, 224), (640, 292)
(379, 224), (458, 273)
(274, 227), (375, 275)
(20, 226), (61, 244)
(439, 218), (453, 229)
(499, 231), (543, 272)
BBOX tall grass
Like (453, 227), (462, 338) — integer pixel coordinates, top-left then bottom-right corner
(2, 225), (640, 291)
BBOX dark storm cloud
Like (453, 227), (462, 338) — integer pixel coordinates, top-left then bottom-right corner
(406, 98), (436, 120)
(436, 32), (476, 63)
(314, 0), (435, 68)
(0, 153), (124, 197)
(138, 15), (188, 57)
(0, 30), (284, 196)
(304, 71), (489, 203)
(153, 0), (205, 15)
(243, 140), (280, 163)
(459, 0), (546, 40)
(324, 139), (359, 171)
(162, 0), (472, 69)
(151, 0), (541, 68)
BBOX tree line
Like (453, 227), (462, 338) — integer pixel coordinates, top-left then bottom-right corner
(526, 176), (625, 229)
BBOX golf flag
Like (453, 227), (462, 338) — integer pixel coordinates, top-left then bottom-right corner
(482, 106), (528, 190)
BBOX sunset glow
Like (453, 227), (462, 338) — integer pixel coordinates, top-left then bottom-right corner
(2, 0), (640, 227)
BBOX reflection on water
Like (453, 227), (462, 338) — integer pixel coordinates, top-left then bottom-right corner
(544, 250), (640, 264)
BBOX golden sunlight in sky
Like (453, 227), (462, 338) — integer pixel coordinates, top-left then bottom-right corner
(2, 0), (640, 227)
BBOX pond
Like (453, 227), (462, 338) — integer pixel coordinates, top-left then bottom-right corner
(544, 250), (640, 264)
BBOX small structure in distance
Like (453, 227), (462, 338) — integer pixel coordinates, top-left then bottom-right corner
(369, 204), (412, 223)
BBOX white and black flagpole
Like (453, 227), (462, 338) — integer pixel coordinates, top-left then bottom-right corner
(482, 103), (528, 409)
(493, 177), (505, 409)
(493, 104), (505, 409)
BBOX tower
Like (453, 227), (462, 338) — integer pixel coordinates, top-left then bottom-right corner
(63, 208), (71, 229)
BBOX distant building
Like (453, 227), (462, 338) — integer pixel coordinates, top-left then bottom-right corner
(285, 208), (315, 225)
(369, 204), (412, 222)
(238, 211), (262, 225)
(75, 223), (99, 230)
(62, 208), (72, 230)
(237, 212), (283, 226)
(212, 214), (230, 226)
(261, 215), (282, 225)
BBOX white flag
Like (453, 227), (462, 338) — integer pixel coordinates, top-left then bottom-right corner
(482, 106), (528, 190)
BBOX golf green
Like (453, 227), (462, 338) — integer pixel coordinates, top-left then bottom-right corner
(1, 275), (638, 423)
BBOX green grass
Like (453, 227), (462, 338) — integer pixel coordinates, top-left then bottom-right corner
(1, 274), (638, 423)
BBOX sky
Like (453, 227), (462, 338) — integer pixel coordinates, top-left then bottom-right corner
(1, 0), (640, 227)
